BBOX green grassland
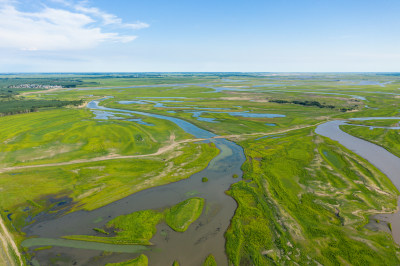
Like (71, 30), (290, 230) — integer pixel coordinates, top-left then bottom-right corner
(341, 125), (400, 157)
(65, 198), (204, 244)
(226, 127), (399, 265)
(21, 75), (379, 137)
(101, 92), (352, 136)
(0, 108), (191, 167)
(0, 141), (218, 246)
(105, 254), (148, 266)
(1, 73), (400, 265)
(347, 119), (400, 127)
(0, 72), (224, 89)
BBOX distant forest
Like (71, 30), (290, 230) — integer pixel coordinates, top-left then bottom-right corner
(268, 99), (359, 112)
(0, 99), (83, 116)
(0, 78), (84, 116)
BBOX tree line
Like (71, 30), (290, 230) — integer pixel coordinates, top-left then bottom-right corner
(268, 99), (358, 112)
(0, 99), (83, 117)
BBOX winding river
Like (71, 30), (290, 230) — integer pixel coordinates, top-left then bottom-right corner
(23, 99), (246, 266)
(22, 98), (400, 265)
(316, 119), (400, 244)
(315, 119), (400, 189)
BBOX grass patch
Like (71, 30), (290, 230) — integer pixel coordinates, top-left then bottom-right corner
(93, 228), (109, 235)
(65, 210), (163, 245)
(348, 119), (400, 127)
(341, 125), (400, 158)
(203, 254), (217, 266)
(165, 198), (205, 232)
(33, 246), (52, 251)
(64, 197), (205, 245)
(105, 254), (148, 266)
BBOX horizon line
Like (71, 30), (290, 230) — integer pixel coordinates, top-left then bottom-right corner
(0, 71), (399, 74)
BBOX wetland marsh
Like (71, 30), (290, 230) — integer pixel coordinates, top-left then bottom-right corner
(1, 73), (400, 265)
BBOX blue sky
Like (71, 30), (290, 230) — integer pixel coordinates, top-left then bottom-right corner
(0, 0), (399, 72)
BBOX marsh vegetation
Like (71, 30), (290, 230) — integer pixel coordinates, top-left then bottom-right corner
(1, 73), (400, 265)
(65, 197), (205, 245)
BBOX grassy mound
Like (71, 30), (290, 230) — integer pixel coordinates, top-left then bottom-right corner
(166, 197), (205, 232)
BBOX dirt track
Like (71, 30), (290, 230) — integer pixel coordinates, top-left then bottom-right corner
(0, 123), (322, 173)
(0, 216), (23, 266)
(0, 137), (207, 173)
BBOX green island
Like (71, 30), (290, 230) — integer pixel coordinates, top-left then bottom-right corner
(165, 197), (204, 232)
(1, 73), (400, 265)
(65, 210), (164, 245)
(65, 197), (204, 244)
(203, 254), (218, 266)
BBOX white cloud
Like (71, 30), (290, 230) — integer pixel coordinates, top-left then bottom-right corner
(74, 5), (118, 23)
(124, 22), (150, 30)
(74, 4), (149, 29)
(0, 1), (147, 51)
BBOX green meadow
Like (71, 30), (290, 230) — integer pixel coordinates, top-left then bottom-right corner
(0, 108), (190, 167)
(0, 141), (217, 241)
(226, 127), (399, 265)
(347, 119), (400, 127)
(1, 73), (400, 265)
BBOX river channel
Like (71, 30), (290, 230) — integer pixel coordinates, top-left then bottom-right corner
(315, 118), (400, 244)
(22, 99), (246, 266)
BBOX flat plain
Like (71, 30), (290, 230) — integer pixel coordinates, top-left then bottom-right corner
(1, 73), (400, 265)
